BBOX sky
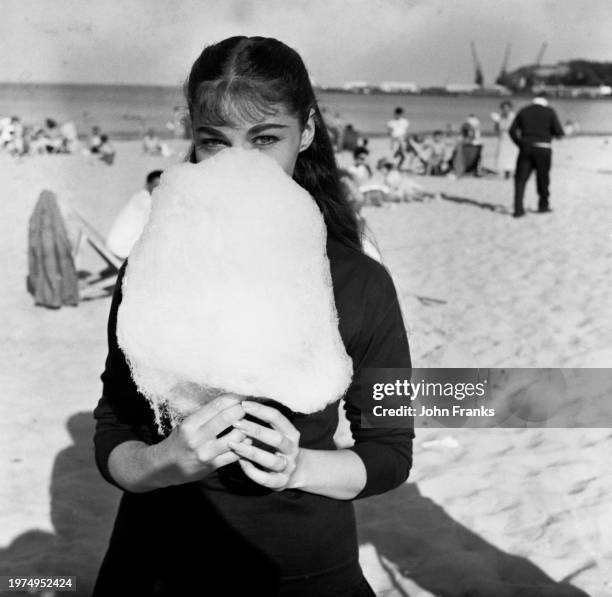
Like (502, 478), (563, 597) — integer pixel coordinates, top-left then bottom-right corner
(2, 0), (612, 87)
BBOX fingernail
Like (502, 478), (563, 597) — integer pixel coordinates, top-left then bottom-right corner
(233, 420), (245, 429)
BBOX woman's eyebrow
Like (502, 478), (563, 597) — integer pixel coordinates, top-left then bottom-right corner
(196, 125), (228, 138)
(249, 123), (289, 134)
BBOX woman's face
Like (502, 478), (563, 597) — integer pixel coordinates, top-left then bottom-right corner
(192, 103), (315, 176)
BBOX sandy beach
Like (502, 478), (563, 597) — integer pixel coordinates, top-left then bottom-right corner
(1, 136), (611, 596)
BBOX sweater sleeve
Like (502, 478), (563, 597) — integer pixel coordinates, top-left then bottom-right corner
(342, 264), (414, 499)
(92, 263), (161, 489)
(550, 109), (565, 139)
(508, 113), (522, 147)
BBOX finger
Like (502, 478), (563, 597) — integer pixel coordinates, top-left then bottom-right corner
(238, 458), (286, 489)
(228, 440), (290, 473)
(211, 450), (241, 469)
(232, 419), (293, 453)
(241, 401), (298, 439)
(204, 428), (247, 459)
(197, 403), (246, 440)
(182, 395), (243, 432)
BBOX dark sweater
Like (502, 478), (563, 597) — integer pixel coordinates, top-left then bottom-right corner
(92, 236), (413, 597)
(509, 103), (565, 148)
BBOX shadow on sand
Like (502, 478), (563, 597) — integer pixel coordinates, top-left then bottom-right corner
(0, 413), (591, 597)
(355, 483), (591, 597)
(0, 413), (120, 597)
(440, 194), (512, 215)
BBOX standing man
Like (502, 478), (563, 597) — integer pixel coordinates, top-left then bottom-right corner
(387, 107), (410, 170)
(509, 92), (564, 218)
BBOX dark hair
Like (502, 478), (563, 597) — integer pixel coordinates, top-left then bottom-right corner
(535, 90), (548, 99)
(100, 134), (108, 142)
(184, 36), (361, 250)
(353, 146), (369, 160)
(394, 107), (404, 116)
(146, 169), (163, 185)
(500, 100), (513, 110)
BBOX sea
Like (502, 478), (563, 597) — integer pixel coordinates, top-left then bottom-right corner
(1, 82), (611, 139)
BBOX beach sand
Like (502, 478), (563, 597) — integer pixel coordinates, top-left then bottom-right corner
(0, 137), (610, 596)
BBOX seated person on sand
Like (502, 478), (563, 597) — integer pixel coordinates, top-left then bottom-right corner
(376, 159), (430, 202)
(347, 146), (372, 185)
(43, 118), (64, 153)
(97, 135), (116, 165)
(88, 126), (103, 154)
(338, 168), (365, 232)
(142, 128), (162, 155)
(450, 123), (483, 177)
(1, 116), (26, 156)
(464, 113), (483, 145)
(59, 121), (79, 153)
(340, 124), (361, 153)
(404, 134), (429, 174)
(423, 130), (449, 176)
(338, 168), (382, 262)
(27, 126), (49, 155)
(106, 169), (163, 260)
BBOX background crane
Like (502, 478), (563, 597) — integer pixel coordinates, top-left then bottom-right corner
(470, 41), (484, 87)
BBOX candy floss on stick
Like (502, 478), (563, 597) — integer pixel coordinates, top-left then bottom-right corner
(117, 148), (353, 432)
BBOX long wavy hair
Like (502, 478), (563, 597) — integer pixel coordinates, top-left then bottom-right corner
(184, 36), (361, 251)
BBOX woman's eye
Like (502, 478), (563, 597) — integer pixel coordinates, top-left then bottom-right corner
(253, 135), (279, 146)
(198, 138), (228, 149)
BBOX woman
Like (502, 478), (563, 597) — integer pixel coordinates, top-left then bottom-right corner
(491, 100), (517, 179)
(93, 36), (413, 597)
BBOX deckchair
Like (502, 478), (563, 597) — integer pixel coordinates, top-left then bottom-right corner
(452, 143), (483, 177)
(71, 210), (123, 272)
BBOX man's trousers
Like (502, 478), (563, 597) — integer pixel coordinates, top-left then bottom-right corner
(513, 145), (552, 214)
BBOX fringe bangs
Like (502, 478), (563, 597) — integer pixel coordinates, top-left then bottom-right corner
(193, 77), (290, 126)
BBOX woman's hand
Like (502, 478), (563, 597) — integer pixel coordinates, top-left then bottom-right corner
(227, 400), (301, 491)
(148, 394), (248, 487)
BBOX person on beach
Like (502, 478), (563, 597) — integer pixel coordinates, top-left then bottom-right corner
(59, 121), (79, 154)
(424, 130), (448, 175)
(1, 116), (25, 156)
(97, 134), (116, 165)
(42, 118), (64, 153)
(142, 129), (162, 155)
(92, 36), (413, 597)
(464, 113), (482, 145)
(491, 101), (517, 179)
(376, 159), (431, 202)
(509, 92), (565, 217)
(88, 126), (103, 154)
(106, 170), (162, 260)
(387, 106), (410, 170)
(348, 146), (372, 185)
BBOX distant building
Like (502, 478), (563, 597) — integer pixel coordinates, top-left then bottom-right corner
(378, 81), (420, 93)
(444, 83), (482, 94)
(342, 81), (370, 93)
(536, 84), (612, 98)
(501, 60), (612, 93)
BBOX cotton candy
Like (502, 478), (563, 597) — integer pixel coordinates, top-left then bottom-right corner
(117, 148), (353, 431)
